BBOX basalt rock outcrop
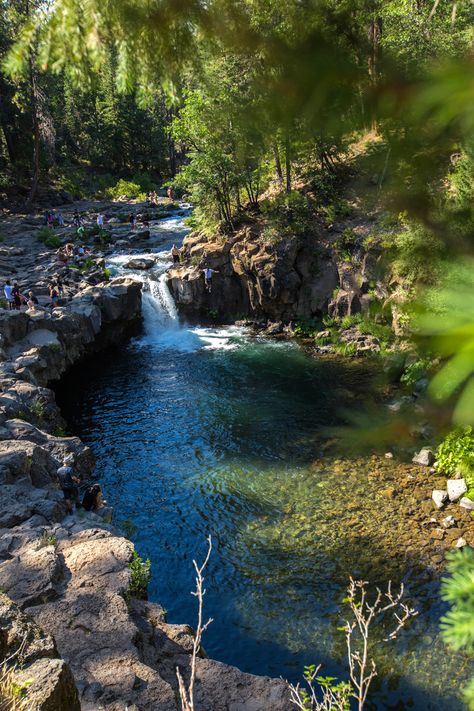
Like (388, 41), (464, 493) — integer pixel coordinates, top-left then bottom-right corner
(167, 227), (339, 321)
(0, 261), (291, 709)
(167, 225), (384, 325)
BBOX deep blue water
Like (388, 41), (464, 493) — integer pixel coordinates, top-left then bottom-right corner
(55, 211), (469, 710)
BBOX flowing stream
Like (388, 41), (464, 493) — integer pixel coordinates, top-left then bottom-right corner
(56, 208), (471, 710)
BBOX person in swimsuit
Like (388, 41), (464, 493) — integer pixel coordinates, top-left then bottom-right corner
(171, 244), (180, 264)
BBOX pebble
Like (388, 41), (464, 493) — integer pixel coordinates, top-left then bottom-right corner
(442, 515), (456, 528)
(432, 490), (448, 509)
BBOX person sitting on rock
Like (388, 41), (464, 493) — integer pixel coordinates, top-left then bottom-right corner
(57, 457), (81, 512)
(203, 266), (219, 293)
(171, 244), (180, 264)
(26, 291), (39, 310)
(4, 280), (15, 310)
(82, 484), (105, 512)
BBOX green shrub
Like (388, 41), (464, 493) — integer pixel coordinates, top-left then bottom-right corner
(357, 319), (394, 343)
(333, 342), (357, 356)
(127, 551), (151, 600)
(334, 228), (358, 261)
(106, 178), (144, 200)
(400, 357), (433, 389)
(36, 227), (62, 249)
(29, 400), (45, 418)
(435, 427), (474, 476)
(293, 318), (320, 338)
(103, 268), (112, 280)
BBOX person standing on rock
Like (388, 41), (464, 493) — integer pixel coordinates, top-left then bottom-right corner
(4, 280), (14, 310)
(49, 283), (59, 309)
(171, 244), (180, 264)
(12, 282), (22, 310)
(203, 266), (218, 293)
(129, 212), (136, 231)
(57, 212), (65, 228)
(57, 457), (81, 512)
(97, 212), (104, 228)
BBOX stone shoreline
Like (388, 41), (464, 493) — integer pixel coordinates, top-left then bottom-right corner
(0, 229), (291, 709)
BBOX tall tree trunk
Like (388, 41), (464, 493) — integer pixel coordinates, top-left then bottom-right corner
(273, 142), (283, 184)
(284, 133), (291, 193)
(0, 90), (17, 163)
(26, 58), (40, 209)
(367, 15), (382, 131)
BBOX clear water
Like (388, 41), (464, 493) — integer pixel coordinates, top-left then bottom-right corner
(56, 209), (470, 710)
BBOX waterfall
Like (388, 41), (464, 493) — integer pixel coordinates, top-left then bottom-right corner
(141, 272), (179, 334)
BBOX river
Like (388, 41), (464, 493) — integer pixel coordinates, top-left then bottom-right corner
(56, 208), (469, 710)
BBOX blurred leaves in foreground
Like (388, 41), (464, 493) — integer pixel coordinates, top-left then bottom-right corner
(416, 260), (474, 426)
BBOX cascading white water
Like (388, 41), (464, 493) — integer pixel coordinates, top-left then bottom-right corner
(106, 207), (248, 351)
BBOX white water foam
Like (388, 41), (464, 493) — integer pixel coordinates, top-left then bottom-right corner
(106, 212), (249, 352)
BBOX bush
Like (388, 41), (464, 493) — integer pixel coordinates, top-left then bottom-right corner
(36, 227), (61, 249)
(106, 179), (145, 200)
(261, 191), (315, 241)
(400, 357), (433, 389)
(127, 551), (151, 600)
(435, 427), (474, 476)
(293, 318), (321, 338)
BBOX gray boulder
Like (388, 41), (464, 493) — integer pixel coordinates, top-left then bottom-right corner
(447, 478), (467, 502)
(412, 448), (435, 466)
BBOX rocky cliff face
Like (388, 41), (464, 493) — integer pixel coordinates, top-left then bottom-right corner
(167, 225), (383, 325)
(0, 273), (291, 710)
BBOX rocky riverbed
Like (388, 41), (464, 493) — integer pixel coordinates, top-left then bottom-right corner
(0, 203), (291, 710)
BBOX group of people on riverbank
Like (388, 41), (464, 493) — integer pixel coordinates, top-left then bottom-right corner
(3, 277), (65, 311)
(44, 210), (65, 228)
(56, 456), (109, 518)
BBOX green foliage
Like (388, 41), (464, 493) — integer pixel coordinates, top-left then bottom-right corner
(400, 358), (433, 389)
(127, 551), (151, 600)
(29, 400), (45, 418)
(392, 221), (445, 285)
(103, 268), (112, 280)
(51, 426), (66, 437)
(435, 427), (474, 476)
(36, 227), (61, 249)
(333, 228), (358, 261)
(261, 191), (315, 241)
(37, 531), (57, 549)
(293, 318), (320, 338)
(106, 178), (145, 200)
(441, 547), (474, 707)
